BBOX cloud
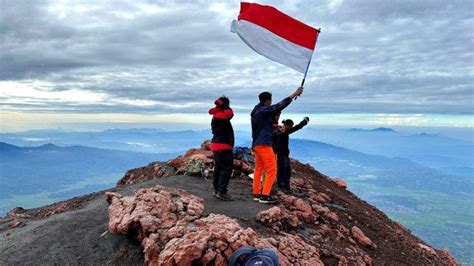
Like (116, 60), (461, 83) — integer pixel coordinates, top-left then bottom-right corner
(0, 0), (472, 115)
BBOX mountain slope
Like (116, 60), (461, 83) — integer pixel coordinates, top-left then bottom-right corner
(284, 138), (472, 264)
(0, 144), (456, 265)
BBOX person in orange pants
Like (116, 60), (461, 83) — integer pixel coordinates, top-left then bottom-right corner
(253, 145), (277, 198)
(250, 87), (303, 204)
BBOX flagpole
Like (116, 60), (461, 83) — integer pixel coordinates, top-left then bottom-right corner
(295, 59), (311, 100)
(299, 27), (320, 89)
(300, 58), (312, 87)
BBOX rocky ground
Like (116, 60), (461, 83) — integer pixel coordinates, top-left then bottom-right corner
(0, 141), (457, 265)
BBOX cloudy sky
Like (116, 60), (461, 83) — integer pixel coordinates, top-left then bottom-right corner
(0, 0), (473, 131)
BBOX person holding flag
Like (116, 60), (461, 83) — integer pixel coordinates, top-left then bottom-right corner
(230, 2), (320, 203)
(251, 87), (303, 204)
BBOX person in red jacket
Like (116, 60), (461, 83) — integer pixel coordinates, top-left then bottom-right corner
(209, 96), (234, 201)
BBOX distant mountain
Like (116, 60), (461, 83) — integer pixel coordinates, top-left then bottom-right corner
(240, 136), (471, 195)
(0, 128), (253, 155)
(288, 139), (472, 195)
(38, 143), (59, 148)
(0, 142), (177, 215)
(349, 127), (397, 133)
(411, 132), (440, 137)
(0, 128), (211, 154)
(0, 142), (20, 151)
(297, 127), (473, 177)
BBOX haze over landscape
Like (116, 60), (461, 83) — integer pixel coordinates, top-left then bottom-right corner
(0, 0), (472, 264)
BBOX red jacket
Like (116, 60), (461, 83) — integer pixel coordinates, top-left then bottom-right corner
(209, 107), (234, 151)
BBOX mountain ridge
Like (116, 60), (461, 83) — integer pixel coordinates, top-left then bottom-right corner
(348, 127), (397, 133)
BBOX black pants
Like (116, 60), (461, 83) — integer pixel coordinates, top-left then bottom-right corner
(277, 155), (291, 189)
(213, 150), (233, 194)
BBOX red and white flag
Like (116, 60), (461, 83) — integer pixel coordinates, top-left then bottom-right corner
(231, 2), (319, 74)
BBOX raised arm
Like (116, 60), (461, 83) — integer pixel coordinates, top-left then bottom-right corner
(287, 117), (309, 134)
(259, 97), (292, 113)
(260, 87), (304, 114)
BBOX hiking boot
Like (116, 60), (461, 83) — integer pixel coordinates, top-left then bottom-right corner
(259, 195), (278, 204)
(282, 188), (293, 195)
(216, 192), (233, 201)
(253, 194), (261, 201)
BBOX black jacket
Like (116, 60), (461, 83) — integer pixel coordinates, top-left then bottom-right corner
(272, 119), (308, 156)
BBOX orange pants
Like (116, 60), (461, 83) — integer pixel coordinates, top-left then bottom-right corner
(253, 145), (277, 196)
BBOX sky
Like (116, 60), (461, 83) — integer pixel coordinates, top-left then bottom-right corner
(0, 0), (473, 132)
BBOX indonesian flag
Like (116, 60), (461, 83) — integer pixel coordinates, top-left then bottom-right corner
(231, 2), (319, 74)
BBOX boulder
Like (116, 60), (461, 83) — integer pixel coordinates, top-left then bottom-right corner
(440, 249), (456, 266)
(256, 206), (301, 231)
(312, 203), (330, 215)
(278, 194), (315, 223)
(275, 233), (323, 265)
(8, 219), (22, 228)
(309, 191), (331, 204)
(351, 226), (376, 249)
(152, 214), (283, 265)
(7, 207), (30, 218)
(418, 243), (437, 256)
(106, 185), (287, 265)
(325, 212), (339, 223)
(332, 177), (348, 189)
(106, 186), (204, 235)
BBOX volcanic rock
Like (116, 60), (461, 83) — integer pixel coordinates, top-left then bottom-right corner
(8, 220), (22, 228)
(167, 148), (213, 174)
(332, 177), (348, 189)
(6, 207), (29, 218)
(351, 226), (376, 249)
(418, 243), (437, 256)
(106, 185), (287, 265)
(117, 162), (172, 187)
(106, 185), (204, 235)
(256, 206), (301, 231)
(275, 233), (323, 265)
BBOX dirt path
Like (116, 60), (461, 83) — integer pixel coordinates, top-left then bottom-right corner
(0, 175), (268, 265)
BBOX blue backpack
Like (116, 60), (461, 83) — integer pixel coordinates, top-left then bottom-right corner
(229, 246), (280, 266)
(233, 147), (250, 163)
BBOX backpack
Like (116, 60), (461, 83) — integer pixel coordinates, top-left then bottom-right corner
(186, 158), (205, 177)
(233, 147), (250, 162)
(229, 246), (280, 266)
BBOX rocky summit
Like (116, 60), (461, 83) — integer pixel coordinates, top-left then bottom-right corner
(0, 141), (456, 265)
